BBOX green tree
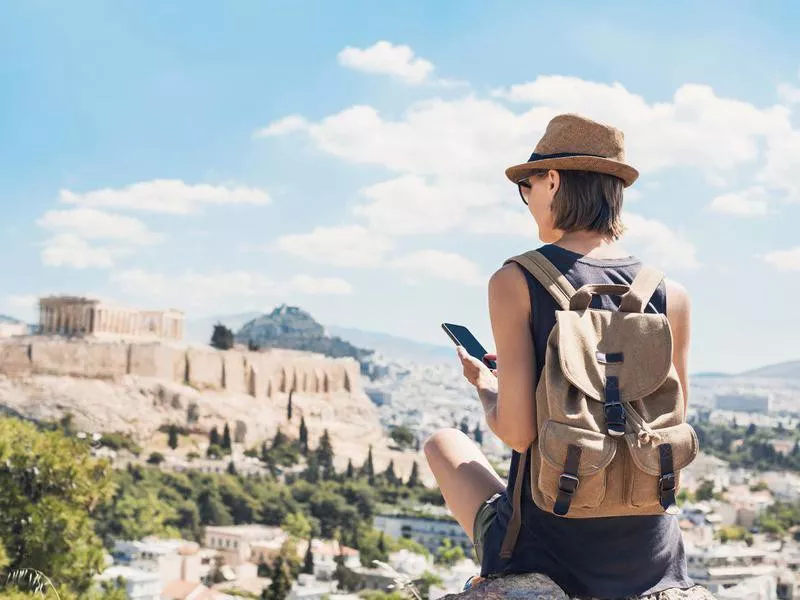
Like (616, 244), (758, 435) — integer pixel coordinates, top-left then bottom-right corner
(362, 446), (375, 484)
(407, 461), (421, 488)
(746, 423), (757, 437)
(317, 430), (334, 470)
(383, 460), (398, 486)
(210, 323), (234, 350)
(197, 488), (234, 526)
(263, 554), (292, 600)
(695, 479), (716, 501)
(0, 417), (115, 594)
(345, 459), (354, 480)
(473, 424), (483, 445)
(302, 538), (314, 575)
(206, 444), (223, 459)
(209, 426), (220, 447)
(282, 512), (313, 539)
(226, 461), (237, 476)
(287, 390), (294, 422)
(303, 454), (320, 484)
(298, 418), (309, 455)
(389, 426), (415, 449)
(222, 423), (232, 452)
(168, 424), (179, 450)
(147, 452), (165, 465)
(435, 538), (465, 567)
(378, 532), (386, 555)
(416, 571), (443, 599)
(459, 418), (470, 436)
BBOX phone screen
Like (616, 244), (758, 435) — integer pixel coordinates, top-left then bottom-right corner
(441, 323), (496, 370)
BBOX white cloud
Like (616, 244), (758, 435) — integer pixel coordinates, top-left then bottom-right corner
(337, 41), (434, 85)
(763, 247), (800, 271)
(389, 250), (485, 286)
(38, 208), (163, 243)
(111, 269), (352, 314)
(253, 115), (309, 138)
(60, 179), (271, 215)
(778, 83), (800, 106)
(709, 187), (770, 217)
(40, 234), (128, 269)
(622, 213), (699, 271)
(37, 208), (161, 269)
(275, 225), (394, 267)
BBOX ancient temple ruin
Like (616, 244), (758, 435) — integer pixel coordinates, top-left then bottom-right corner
(38, 296), (184, 341)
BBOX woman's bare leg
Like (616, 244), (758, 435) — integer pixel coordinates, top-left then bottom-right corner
(424, 428), (505, 541)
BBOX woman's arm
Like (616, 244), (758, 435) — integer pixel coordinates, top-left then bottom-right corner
(665, 279), (692, 414)
(481, 263), (537, 453)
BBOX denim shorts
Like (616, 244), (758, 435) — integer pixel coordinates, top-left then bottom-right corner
(472, 492), (502, 565)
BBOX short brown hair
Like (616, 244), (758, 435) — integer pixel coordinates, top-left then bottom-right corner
(536, 170), (625, 240)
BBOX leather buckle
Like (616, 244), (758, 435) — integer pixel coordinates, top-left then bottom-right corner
(558, 473), (579, 495)
(659, 472), (676, 493)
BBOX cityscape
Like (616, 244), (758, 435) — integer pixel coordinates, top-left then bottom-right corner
(2, 2), (800, 600)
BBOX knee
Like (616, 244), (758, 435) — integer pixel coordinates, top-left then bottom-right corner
(423, 427), (469, 460)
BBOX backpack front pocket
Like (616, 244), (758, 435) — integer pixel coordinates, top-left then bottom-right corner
(624, 422), (698, 508)
(538, 420), (617, 510)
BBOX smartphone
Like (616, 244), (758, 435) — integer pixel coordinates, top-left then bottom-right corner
(441, 323), (496, 370)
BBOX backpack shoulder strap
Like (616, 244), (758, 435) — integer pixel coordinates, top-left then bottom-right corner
(619, 265), (665, 313)
(504, 250), (576, 311)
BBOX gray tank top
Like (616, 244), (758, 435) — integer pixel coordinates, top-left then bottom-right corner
(479, 244), (693, 598)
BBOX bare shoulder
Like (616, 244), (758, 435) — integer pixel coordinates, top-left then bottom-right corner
(489, 263), (530, 308)
(664, 278), (691, 317)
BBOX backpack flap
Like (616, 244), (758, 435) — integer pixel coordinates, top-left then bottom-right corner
(555, 310), (674, 404)
(624, 423), (698, 510)
(538, 420), (617, 513)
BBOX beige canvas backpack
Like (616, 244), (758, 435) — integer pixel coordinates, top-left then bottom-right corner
(498, 250), (698, 559)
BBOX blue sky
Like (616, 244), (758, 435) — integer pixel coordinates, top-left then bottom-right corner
(1, 1), (799, 373)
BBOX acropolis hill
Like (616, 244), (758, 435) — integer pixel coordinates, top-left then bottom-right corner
(0, 297), (428, 482)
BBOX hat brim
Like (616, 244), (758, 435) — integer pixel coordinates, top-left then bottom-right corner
(505, 156), (639, 188)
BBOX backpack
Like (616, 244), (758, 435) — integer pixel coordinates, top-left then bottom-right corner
(498, 250), (698, 559)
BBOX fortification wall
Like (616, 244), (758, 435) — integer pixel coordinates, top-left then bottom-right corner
(0, 338), (363, 397)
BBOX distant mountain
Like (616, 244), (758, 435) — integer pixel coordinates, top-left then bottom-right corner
(326, 325), (455, 363)
(0, 315), (23, 324)
(234, 304), (374, 365)
(741, 360), (800, 380)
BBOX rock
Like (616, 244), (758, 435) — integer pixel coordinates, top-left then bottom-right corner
(441, 573), (570, 599)
(441, 574), (717, 599)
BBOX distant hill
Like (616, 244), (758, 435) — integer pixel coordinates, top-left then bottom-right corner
(234, 304), (374, 365)
(326, 325), (455, 363)
(741, 360), (800, 380)
(0, 315), (23, 324)
(184, 312), (261, 345)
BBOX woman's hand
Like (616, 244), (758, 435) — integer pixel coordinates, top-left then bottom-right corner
(457, 347), (497, 391)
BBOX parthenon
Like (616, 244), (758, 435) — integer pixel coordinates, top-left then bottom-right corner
(38, 296), (184, 341)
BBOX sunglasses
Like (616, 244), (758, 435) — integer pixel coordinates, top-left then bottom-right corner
(517, 178), (532, 205)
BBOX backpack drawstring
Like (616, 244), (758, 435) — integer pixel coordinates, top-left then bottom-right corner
(623, 403), (662, 445)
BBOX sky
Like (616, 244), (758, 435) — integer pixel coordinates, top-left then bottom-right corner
(1, 1), (799, 374)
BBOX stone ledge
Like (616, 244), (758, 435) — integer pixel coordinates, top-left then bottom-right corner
(440, 573), (717, 600)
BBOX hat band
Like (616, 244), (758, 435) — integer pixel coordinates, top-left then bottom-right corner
(527, 151), (607, 162)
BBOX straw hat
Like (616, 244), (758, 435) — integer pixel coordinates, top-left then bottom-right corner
(505, 114), (639, 187)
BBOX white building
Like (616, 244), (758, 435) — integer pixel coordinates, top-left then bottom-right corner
(204, 524), (287, 567)
(112, 537), (201, 589)
(96, 565), (161, 600)
(0, 318), (27, 338)
(683, 453), (731, 493)
(686, 544), (777, 594)
(762, 471), (800, 502)
(715, 574), (777, 600)
(388, 549), (433, 578)
(715, 393), (772, 414)
(374, 514), (473, 556)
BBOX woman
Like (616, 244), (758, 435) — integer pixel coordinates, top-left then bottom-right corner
(424, 114), (713, 599)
